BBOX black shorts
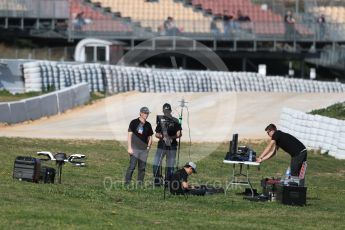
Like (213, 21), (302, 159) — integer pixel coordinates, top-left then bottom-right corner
(290, 149), (307, 177)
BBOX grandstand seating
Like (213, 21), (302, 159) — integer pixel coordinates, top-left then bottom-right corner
(310, 6), (345, 24)
(70, 0), (132, 32)
(192, 0), (281, 22)
(307, 5), (345, 39)
(85, 0), (315, 36)
(92, 0), (213, 33)
(191, 0), (284, 35)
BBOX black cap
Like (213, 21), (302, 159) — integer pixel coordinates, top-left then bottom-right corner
(140, 107), (150, 114)
(163, 103), (171, 111)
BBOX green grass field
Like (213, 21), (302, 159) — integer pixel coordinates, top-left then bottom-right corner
(310, 102), (345, 120)
(0, 90), (43, 102)
(0, 137), (344, 229)
(0, 90), (105, 103)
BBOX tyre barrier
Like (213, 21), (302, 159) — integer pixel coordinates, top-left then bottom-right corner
(21, 61), (345, 93)
(279, 107), (345, 160)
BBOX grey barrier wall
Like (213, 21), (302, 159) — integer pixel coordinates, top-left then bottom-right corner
(40, 93), (59, 117)
(10, 101), (27, 123)
(72, 83), (90, 107)
(0, 103), (11, 123)
(0, 83), (90, 124)
(57, 89), (74, 113)
(24, 97), (42, 121)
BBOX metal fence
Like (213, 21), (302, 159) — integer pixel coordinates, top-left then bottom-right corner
(68, 20), (345, 42)
(0, 46), (75, 61)
(0, 0), (69, 18)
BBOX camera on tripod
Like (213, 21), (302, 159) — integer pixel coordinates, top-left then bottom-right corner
(156, 115), (179, 147)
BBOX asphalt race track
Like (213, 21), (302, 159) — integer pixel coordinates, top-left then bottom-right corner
(1, 92), (344, 142)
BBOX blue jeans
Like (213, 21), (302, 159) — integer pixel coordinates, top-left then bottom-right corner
(124, 149), (148, 184)
(153, 146), (177, 184)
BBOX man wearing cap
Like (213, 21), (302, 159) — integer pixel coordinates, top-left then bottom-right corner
(169, 162), (204, 195)
(125, 106), (154, 185)
(153, 103), (182, 186)
(257, 124), (307, 178)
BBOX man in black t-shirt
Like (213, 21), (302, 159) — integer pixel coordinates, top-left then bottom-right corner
(153, 103), (182, 186)
(257, 124), (307, 177)
(169, 162), (206, 196)
(170, 162), (197, 195)
(124, 106), (154, 185)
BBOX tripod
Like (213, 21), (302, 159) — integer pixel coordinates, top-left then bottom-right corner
(154, 142), (174, 186)
(56, 161), (64, 184)
(54, 152), (67, 184)
(175, 99), (187, 171)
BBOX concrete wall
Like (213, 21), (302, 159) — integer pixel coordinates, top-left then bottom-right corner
(0, 103), (11, 123)
(0, 83), (90, 124)
(10, 101), (27, 123)
(73, 83), (90, 106)
(24, 97), (42, 120)
(57, 88), (74, 113)
(40, 93), (59, 117)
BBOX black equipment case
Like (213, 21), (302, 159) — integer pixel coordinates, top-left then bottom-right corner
(276, 184), (307, 206)
(13, 156), (41, 183)
(40, 166), (56, 183)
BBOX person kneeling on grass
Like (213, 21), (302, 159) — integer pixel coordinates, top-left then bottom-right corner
(169, 162), (205, 196)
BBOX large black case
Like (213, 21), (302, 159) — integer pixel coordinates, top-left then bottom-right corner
(13, 156), (41, 183)
(40, 166), (56, 184)
(277, 184), (307, 206)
